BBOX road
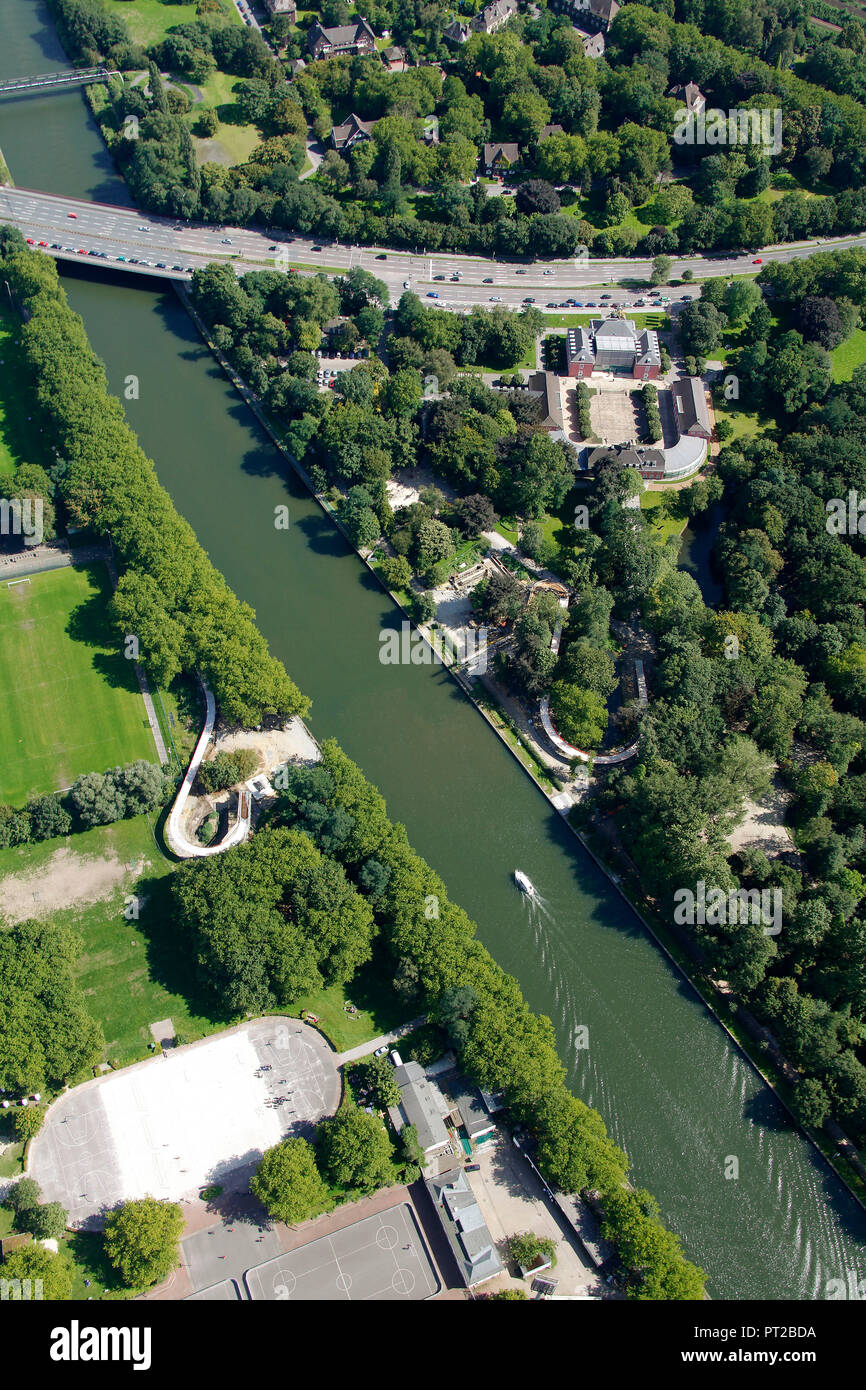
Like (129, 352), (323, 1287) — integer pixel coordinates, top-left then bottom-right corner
(1, 185), (865, 307)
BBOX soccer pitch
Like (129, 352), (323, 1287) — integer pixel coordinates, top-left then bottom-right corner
(0, 563), (158, 805)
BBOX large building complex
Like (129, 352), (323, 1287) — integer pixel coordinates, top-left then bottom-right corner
(566, 317), (661, 380)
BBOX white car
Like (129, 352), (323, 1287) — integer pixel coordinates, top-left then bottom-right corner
(489, 295), (502, 302)
(403, 280), (410, 288)
(137, 225), (150, 232)
(374, 1045), (388, 1057)
(543, 269), (554, 275)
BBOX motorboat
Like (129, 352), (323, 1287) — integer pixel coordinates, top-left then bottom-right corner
(514, 869), (535, 896)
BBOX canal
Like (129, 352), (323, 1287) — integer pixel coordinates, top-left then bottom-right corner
(3, 0), (865, 1301)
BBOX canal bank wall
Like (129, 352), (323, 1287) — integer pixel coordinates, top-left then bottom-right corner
(177, 284), (866, 1217)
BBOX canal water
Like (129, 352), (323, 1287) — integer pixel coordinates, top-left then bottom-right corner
(3, 0), (866, 1300)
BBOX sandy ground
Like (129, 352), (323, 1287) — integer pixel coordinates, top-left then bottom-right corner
(728, 783), (798, 858)
(211, 716), (320, 773)
(0, 847), (146, 925)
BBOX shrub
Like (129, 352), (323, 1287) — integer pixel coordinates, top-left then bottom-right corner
(197, 748), (259, 793)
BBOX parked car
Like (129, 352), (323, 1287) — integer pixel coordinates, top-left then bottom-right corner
(374, 1045), (388, 1057)
(466, 1163), (481, 1172)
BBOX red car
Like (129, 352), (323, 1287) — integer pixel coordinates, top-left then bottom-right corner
(38, 240), (48, 247)
(753, 257), (762, 264)
(25, 237), (34, 244)
(67, 211), (77, 218)
(76, 248), (87, 255)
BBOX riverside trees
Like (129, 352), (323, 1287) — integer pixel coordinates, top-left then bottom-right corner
(0, 244), (307, 728)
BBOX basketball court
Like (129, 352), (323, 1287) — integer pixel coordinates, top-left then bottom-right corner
(244, 1207), (440, 1302)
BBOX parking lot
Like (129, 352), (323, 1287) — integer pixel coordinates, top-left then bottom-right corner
(29, 1019), (340, 1228)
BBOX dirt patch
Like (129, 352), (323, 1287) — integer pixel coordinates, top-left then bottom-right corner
(0, 847), (146, 924)
(728, 783), (799, 860)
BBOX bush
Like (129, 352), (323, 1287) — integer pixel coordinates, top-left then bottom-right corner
(508, 1231), (556, 1270)
(70, 760), (167, 828)
(27, 795), (72, 842)
(197, 748), (259, 793)
(103, 1197), (184, 1289)
(13, 1106), (45, 1143)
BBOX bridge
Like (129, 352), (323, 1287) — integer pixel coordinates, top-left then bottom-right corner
(0, 68), (119, 97)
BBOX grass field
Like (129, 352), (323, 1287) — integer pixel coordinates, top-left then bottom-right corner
(830, 328), (866, 383)
(101, 0), (241, 47)
(0, 564), (157, 805)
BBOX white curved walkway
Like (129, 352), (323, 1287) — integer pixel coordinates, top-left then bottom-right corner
(164, 680), (252, 858)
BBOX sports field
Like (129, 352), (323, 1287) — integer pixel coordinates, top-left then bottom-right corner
(0, 563), (157, 805)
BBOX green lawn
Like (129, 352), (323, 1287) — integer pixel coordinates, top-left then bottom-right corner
(0, 309), (55, 478)
(0, 563), (158, 805)
(187, 69), (262, 167)
(540, 312), (670, 331)
(101, 0), (242, 47)
(0, 815), (224, 1071)
(830, 328), (866, 383)
(292, 962), (407, 1053)
(641, 489), (688, 544)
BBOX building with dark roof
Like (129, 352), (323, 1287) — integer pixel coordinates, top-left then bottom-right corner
(571, 23), (605, 56)
(307, 18), (376, 59)
(481, 141), (520, 174)
(330, 112), (375, 152)
(472, 0), (520, 33)
(526, 370), (566, 437)
(449, 1080), (497, 1140)
(669, 81), (706, 114)
(673, 376), (712, 438)
(425, 1170), (503, 1286)
(553, 0), (620, 32)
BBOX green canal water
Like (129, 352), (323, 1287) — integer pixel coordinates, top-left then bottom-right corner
(3, 0), (866, 1301)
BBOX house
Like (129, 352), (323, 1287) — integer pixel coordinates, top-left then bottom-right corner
(571, 23), (605, 57)
(673, 376), (712, 438)
(388, 1060), (453, 1161)
(481, 141), (520, 175)
(565, 317), (660, 379)
(553, 0), (620, 32)
(448, 1080), (497, 1141)
(586, 441), (666, 480)
(330, 112), (375, 152)
(263, 0), (296, 16)
(471, 0), (520, 34)
(526, 371), (567, 438)
(307, 18), (376, 59)
(288, 58), (306, 75)
(538, 123), (565, 141)
(383, 45), (408, 71)
(443, 18), (471, 42)
(425, 1170), (503, 1287)
(669, 81), (706, 115)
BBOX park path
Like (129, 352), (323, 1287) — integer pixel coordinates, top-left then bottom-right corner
(336, 1016), (427, 1067)
(103, 555), (168, 765)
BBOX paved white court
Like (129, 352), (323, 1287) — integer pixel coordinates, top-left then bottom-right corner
(28, 1019), (340, 1228)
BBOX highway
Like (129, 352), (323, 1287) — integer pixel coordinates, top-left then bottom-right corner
(2, 184), (865, 308)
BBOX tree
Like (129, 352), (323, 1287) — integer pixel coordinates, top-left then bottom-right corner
(508, 1231), (556, 1270)
(650, 255), (672, 287)
(680, 299), (726, 358)
(27, 795), (72, 842)
(724, 279), (761, 325)
(13, 1105), (45, 1142)
(27, 1201), (68, 1241)
(317, 1104), (395, 1194)
(549, 682), (608, 749)
(797, 296), (847, 350)
(2, 1243), (72, 1301)
(6, 1177), (42, 1218)
(338, 486), (381, 549)
(516, 181), (561, 216)
(251, 1138), (333, 1224)
(103, 1197), (184, 1289)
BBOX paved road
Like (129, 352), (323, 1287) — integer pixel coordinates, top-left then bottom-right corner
(1, 185), (864, 308)
(336, 1015), (427, 1066)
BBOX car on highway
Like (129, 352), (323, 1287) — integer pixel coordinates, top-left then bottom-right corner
(585, 301), (596, 307)
(172, 264), (183, 271)
(25, 237), (34, 245)
(489, 295), (502, 302)
(522, 297), (535, 304)
(543, 269), (554, 275)
(64, 246), (75, 252)
(427, 291), (440, 298)
(376, 252), (387, 259)
(67, 212), (77, 218)
(76, 248), (87, 255)
(38, 240), (48, 247)
(88, 249), (99, 256)
(515, 268), (527, 275)
(403, 279), (410, 288)
(546, 301), (558, 307)
(601, 293), (612, 299)
(451, 274), (460, 282)
(311, 245), (322, 252)
(268, 244), (278, 251)
(185, 266), (194, 273)
(50, 243), (61, 249)
(483, 277), (494, 284)
(116, 255), (126, 262)
(138, 225), (150, 232)
(128, 257), (139, 264)
(156, 262), (167, 269)
(753, 257), (762, 264)
(220, 238), (233, 245)
(433, 274), (445, 280)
